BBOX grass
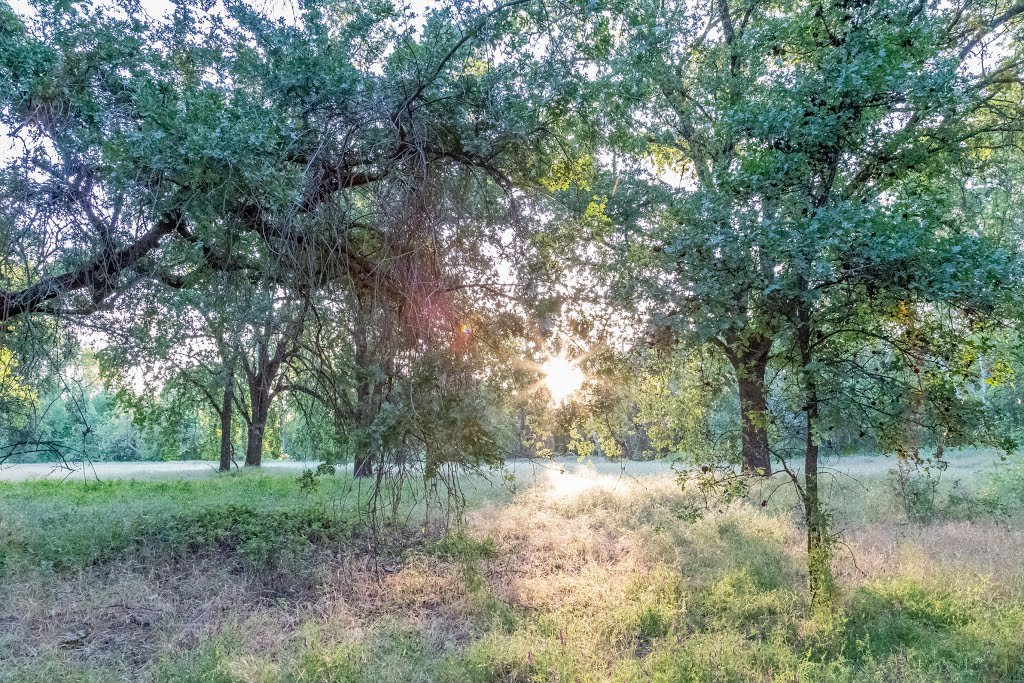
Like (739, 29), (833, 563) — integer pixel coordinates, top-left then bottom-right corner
(0, 475), (359, 573)
(1, 452), (1023, 682)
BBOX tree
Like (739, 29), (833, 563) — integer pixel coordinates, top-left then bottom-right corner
(579, 0), (1024, 482)
(0, 2), (202, 320)
(590, 0), (1024, 601)
(235, 293), (306, 467)
(1, 0), (570, 481)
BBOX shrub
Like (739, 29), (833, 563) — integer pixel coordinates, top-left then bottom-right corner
(0, 478), (357, 572)
(889, 463), (1007, 524)
(150, 504), (353, 568)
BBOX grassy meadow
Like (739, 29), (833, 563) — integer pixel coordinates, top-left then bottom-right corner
(2, 452), (1024, 682)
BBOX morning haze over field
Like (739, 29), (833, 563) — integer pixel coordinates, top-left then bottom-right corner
(1, 0), (1024, 680)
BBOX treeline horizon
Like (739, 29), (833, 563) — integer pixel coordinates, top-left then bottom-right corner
(4, 341), (1022, 468)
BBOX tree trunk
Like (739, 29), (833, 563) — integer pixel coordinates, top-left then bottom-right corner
(902, 313), (931, 462)
(737, 361), (771, 475)
(804, 380), (830, 605)
(903, 334), (925, 462)
(797, 313), (832, 608)
(345, 289), (396, 479)
(245, 380), (271, 467)
(902, 386), (923, 462)
(518, 408), (531, 458)
(235, 302), (304, 469)
(354, 453), (373, 478)
(218, 382), (234, 472)
(352, 369), (375, 477)
(725, 337), (772, 476)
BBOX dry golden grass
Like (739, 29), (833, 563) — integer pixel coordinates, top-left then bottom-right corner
(838, 521), (1024, 590)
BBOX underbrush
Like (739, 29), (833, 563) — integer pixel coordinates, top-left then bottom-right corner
(2, 459), (1024, 682)
(888, 462), (1012, 525)
(989, 462), (1024, 512)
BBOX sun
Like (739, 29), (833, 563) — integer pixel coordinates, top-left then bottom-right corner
(540, 355), (585, 404)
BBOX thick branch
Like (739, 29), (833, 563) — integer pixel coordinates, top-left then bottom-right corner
(0, 212), (182, 322)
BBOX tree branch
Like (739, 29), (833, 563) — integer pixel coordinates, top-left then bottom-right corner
(0, 212), (183, 322)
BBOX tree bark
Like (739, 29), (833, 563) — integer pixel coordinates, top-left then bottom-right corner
(737, 361), (771, 475)
(518, 408), (532, 458)
(245, 379), (271, 467)
(350, 297), (379, 479)
(725, 336), (773, 476)
(354, 453), (374, 478)
(238, 304), (305, 468)
(902, 321), (926, 462)
(804, 376), (829, 604)
(0, 212), (181, 321)
(218, 381), (234, 472)
(797, 310), (832, 607)
(352, 372), (375, 477)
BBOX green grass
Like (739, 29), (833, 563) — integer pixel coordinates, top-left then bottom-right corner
(0, 467), (514, 574)
(0, 474), (364, 573)
(2, 455), (1024, 682)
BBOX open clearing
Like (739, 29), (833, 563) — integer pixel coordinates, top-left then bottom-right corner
(0, 448), (1004, 482)
(0, 460), (323, 482)
(2, 452), (1024, 682)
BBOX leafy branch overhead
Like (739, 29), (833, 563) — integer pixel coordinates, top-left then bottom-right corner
(0, 0), (554, 319)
